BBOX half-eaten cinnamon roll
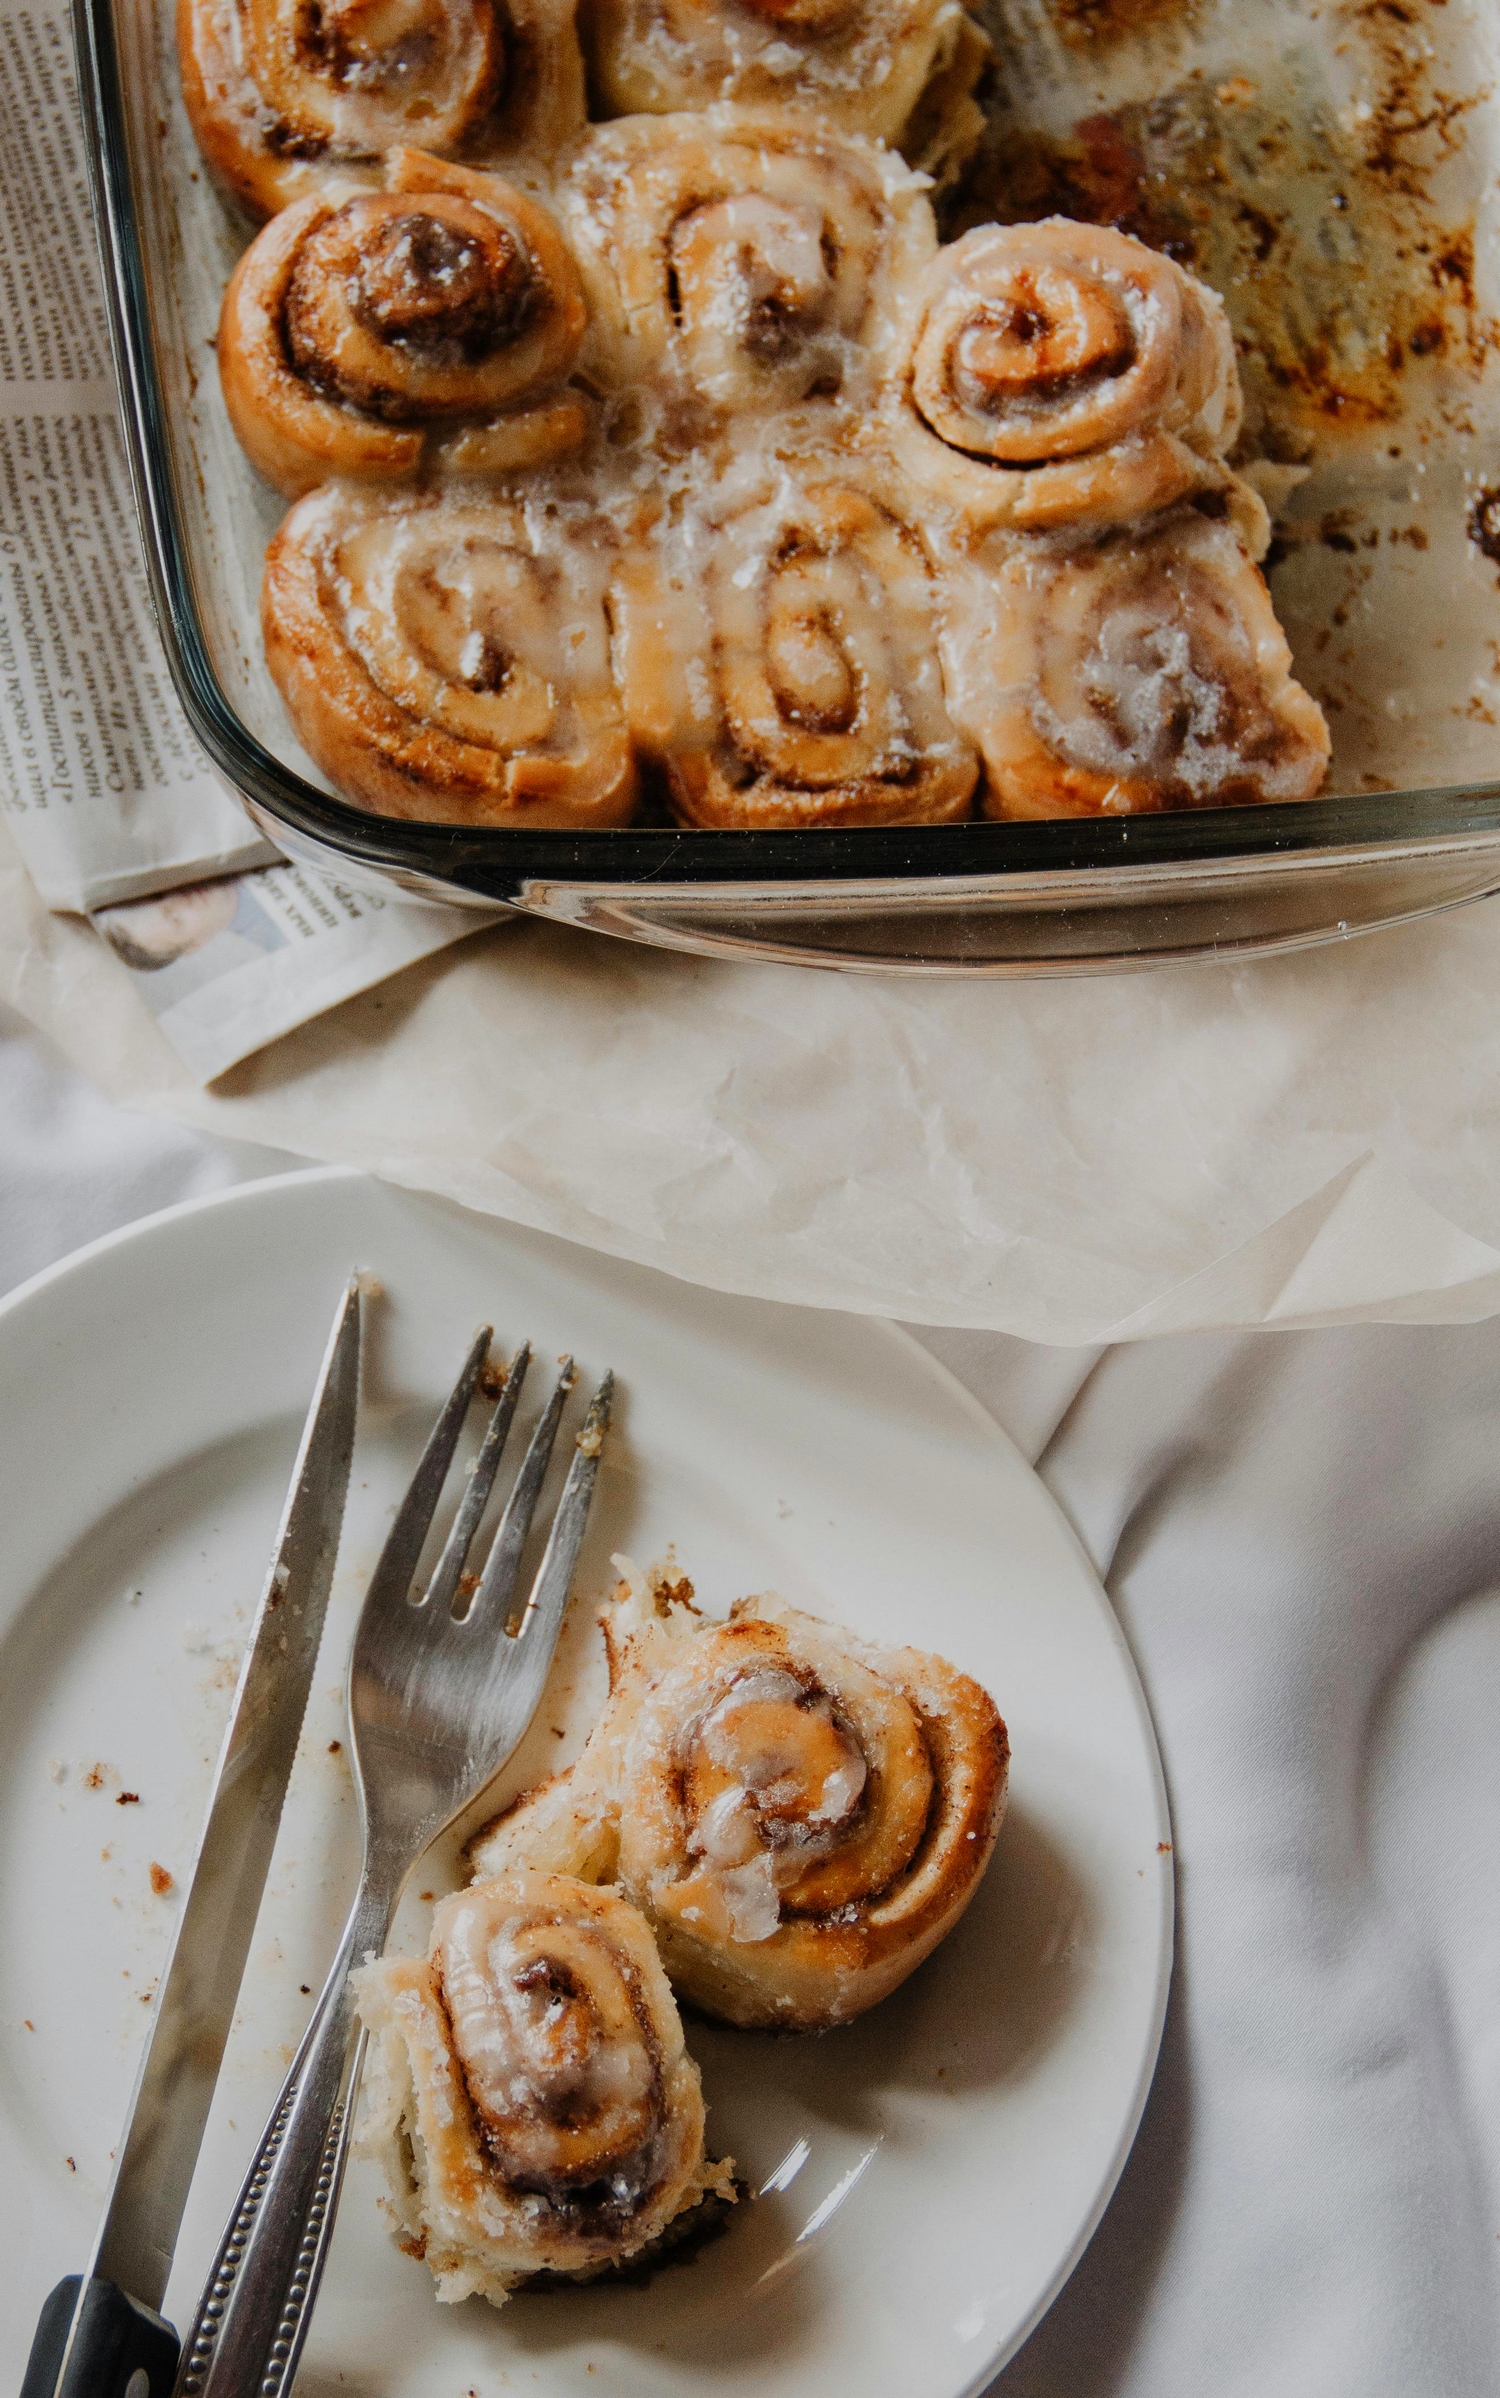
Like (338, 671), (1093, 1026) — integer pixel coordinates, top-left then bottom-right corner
(943, 504), (1332, 818)
(219, 152), (587, 497)
(262, 484), (637, 825)
(179, 0), (585, 218)
(890, 217), (1244, 539)
(611, 452), (979, 828)
(354, 1871), (734, 2303)
(578, 0), (987, 169)
(562, 111), (934, 429)
(472, 1567), (1008, 2031)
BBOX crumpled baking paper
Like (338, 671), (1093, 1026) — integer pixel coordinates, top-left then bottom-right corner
(8, 812), (1500, 1341)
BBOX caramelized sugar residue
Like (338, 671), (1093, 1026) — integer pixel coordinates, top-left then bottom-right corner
(951, 2), (1498, 445)
(1468, 486), (1500, 566)
(1043, 0), (1199, 51)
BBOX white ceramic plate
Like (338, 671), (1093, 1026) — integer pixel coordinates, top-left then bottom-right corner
(0, 1169), (1170, 2398)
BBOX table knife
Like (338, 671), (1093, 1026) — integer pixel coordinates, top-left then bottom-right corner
(19, 1279), (363, 2398)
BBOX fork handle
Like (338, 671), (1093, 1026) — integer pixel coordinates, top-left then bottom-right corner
(173, 1870), (396, 2398)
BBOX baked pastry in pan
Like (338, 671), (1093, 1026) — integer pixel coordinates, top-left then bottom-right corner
(179, 0), (586, 218)
(355, 1870), (734, 2304)
(612, 441), (981, 828)
(562, 110), (935, 432)
(577, 0), (988, 167)
(942, 500), (1333, 819)
(184, 0), (1334, 834)
(471, 1570), (1009, 2030)
(261, 482), (637, 825)
(218, 151), (588, 497)
(888, 217), (1246, 539)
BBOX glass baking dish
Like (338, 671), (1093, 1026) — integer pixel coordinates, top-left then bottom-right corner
(71, 0), (1500, 974)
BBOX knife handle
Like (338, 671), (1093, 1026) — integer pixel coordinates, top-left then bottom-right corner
(21, 2276), (180, 2398)
(173, 1871), (393, 2398)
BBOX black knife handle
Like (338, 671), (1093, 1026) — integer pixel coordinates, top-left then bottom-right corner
(20, 2277), (179, 2398)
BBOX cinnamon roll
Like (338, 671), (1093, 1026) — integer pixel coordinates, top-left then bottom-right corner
(473, 1569), (1008, 2031)
(562, 112), (935, 427)
(579, 0), (987, 162)
(179, 0), (585, 219)
(889, 218), (1244, 540)
(611, 455), (979, 828)
(262, 484), (637, 825)
(219, 153), (587, 498)
(354, 1871), (734, 2303)
(942, 505), (1332, 819)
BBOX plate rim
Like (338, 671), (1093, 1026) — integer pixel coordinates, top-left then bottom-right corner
(0, 1163), (1173, 2393)
(881, 1320), (1174, 2391)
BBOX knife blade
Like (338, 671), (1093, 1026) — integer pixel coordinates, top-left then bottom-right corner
(20, 1277), (364, 2398)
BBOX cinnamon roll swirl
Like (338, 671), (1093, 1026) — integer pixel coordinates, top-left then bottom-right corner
(889, 218), (1244, 539)
(354, 1871), (733, 2303)
(943, 505), (1332, 819)
(179, 0), (584, 218)
(579, 0), (986, 162)
(262, 484), (637, 825)
(219, 153), (587, 498)
(562, 112), (934, 427)
(473, 1570), (1008, 2031)
(612, 457), (979, 829)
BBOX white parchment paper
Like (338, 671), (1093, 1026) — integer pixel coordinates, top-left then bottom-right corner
(8, 809), (1500, 1341)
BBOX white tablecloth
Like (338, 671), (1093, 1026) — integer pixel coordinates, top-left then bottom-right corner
(7, 999), (1496, 2397)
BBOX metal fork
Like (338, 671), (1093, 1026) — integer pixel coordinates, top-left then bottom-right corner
(174, 1329), (613, 2398)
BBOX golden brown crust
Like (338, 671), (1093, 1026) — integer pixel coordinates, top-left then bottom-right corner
(179, 0), (585, 220)
(612, 452), (980, 830)
(354, 1872), (732, 2305)
(472, 1582), (1007, 2031)
(262, 483), (638, 826)
(218, 156), (586, 498)
(618, 1611), (1007, 2028)
(897, 9), (990, 191)
(579, 0), (983, 158)
(561, 110), (935, 431)
(887, 216), (1245, 542)
(941, 505), (1332, 820)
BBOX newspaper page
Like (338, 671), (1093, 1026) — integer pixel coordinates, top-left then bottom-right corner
(0, 0), (281, 909)
(92, 861), (506, 1083)
(0, 0), (505, 1059)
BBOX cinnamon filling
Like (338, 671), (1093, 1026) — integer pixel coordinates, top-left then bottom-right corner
(738, 0), (860, 32)
(765, 593), (861, 735)
(1042, 552), (1298, 798)
(667, 195), (838, 386)
(283, 199), (538, 418)
(292, 0), (440, 93)
(438, 1897), (668, 2224)
(950, 273), (1137, 419)
(243, 0), (501, 173)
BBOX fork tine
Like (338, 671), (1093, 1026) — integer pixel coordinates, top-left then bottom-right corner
(422, 1342), (533, 1619)
(362, 1326), (492, 1618)
(468, 1357), (577, 1627)
(475, 1373), (614, 1729)
(515, 1372), (614, 1645)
